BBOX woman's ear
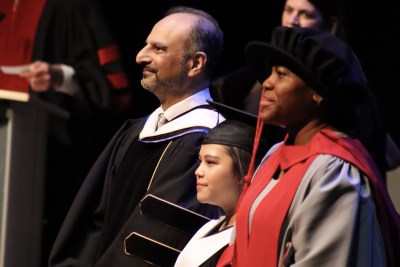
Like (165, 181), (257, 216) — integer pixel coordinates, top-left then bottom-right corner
(312, 94), (324, 106)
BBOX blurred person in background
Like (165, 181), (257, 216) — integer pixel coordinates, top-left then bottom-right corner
(0, 0), (132, 265)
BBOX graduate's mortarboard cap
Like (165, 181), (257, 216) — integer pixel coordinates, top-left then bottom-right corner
(205, 100), (285, 157)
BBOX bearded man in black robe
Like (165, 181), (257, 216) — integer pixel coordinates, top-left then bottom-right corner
(49, 6), (226, 267)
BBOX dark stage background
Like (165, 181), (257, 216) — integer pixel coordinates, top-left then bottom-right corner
(98, 0), (400, 147)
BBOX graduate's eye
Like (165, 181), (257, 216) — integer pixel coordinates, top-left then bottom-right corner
(206, 159), (217, 166)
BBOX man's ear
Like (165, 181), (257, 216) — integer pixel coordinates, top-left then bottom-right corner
(188, 52), (207, 77)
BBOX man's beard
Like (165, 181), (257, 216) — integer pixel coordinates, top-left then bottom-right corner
(141, 65), (187, 94)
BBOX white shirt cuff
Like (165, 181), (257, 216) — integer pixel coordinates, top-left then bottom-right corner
(55, 64), (80, 96)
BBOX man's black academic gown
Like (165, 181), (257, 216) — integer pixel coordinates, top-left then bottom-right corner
(49, 106), (223, 267)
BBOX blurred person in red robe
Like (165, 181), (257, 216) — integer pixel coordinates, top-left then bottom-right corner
(0, 0), (132, 265)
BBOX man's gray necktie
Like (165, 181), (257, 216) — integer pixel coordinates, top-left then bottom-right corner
(157, 113), (168, 130)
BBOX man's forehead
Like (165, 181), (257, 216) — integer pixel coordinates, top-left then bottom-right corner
(155, 13), (196, 30)
(148, 14), (194, 47)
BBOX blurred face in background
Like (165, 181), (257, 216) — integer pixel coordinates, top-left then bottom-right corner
(281, 0), (325, 29)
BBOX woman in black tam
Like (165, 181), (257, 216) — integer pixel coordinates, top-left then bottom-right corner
(175, 101), (283, 267)
(217, 26), (400, 267)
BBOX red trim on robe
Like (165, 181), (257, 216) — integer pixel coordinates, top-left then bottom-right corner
(218, 129), (400, 267)
(111, 95), (131, 110)
(107, 73), (129, 90)
(98, 45), (121, 65)
(0, 0), (46, 93)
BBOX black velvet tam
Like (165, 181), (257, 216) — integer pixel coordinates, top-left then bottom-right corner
(245, 26), (369, 108)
